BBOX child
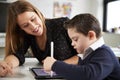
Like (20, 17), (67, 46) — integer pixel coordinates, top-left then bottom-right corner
(43, 13), (120, 80)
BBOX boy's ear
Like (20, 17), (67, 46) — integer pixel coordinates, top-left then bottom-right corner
(88, 31), (96, 40)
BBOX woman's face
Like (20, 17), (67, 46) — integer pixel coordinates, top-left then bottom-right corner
(17, 11), (44, 36)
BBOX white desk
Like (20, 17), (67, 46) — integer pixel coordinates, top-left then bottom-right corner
(0, 58), (39, 80)
(0, 48), (119, 80)
(111, 47), (120, 58)
(0, 58), (64, 80)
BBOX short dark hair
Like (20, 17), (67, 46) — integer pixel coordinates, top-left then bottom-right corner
(64, 13), (101, 38)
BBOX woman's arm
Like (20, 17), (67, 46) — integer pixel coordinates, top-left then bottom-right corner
(63, 55), (79, 65)
(4, 55), (19, 68)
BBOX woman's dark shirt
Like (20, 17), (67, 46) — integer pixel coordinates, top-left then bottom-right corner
(13, 17), (77, 65)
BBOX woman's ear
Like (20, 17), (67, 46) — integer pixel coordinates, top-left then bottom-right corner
(88, 31), (96, 40)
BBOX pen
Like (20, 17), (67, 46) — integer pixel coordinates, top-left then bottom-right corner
(50, 41), (54, 77)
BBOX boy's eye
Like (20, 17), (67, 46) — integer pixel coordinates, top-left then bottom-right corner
(73, 38), (78, 41)
(74, 39), (78, 41)
(31, 17), (35, 22)
(31, 18), (34, 22)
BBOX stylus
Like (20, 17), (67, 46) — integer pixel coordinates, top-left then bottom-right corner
(51, 41), (54, 58)
(50, 41), (54, 77)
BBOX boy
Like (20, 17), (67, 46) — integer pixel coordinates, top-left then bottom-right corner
(43, 13), (120, 80)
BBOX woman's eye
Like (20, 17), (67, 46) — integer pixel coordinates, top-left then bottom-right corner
(23, 24), (29, 28)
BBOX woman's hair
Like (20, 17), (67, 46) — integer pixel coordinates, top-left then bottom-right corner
(64, 13), (101, 38)
(5, 0), (46, 57)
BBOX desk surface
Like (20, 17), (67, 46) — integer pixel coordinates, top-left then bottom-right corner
(0, 58), (39, 80)
(0, 58), (64, 80)
(0, 47), (120, 80)
(111, 47), (120, 58)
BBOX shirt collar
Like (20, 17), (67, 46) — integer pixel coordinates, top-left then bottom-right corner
(90, 36), (105, 51)
(78, 37), (105, 60)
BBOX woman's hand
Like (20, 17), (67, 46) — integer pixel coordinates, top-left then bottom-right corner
(0, 61), (13, 77)
(43, 57), (56, 71)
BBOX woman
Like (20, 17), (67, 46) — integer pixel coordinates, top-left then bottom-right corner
(0, 0), (78, 77)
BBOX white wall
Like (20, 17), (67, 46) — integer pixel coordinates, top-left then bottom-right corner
(90, 0), (103, 29)
(27, 0), (103, 28)
(5, 0), (104, 28)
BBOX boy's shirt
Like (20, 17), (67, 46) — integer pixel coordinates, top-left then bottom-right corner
(52, 36), (120, 80)
(78, 37), (105, 60)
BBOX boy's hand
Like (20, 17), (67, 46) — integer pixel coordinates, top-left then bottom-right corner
(43, 57), (56, 71)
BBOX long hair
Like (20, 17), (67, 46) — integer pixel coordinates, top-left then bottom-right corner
(5, 0), (46, 57)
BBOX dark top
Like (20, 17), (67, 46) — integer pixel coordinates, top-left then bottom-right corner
(13, 17), (77, 65)
(52, 45), (120, 80)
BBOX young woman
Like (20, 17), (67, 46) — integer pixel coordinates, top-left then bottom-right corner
(0, 0), (78, 77)
(43, 13), (120, 80)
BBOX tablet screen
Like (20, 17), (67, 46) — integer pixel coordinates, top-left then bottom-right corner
(32, 68), (56, 76)
(30, 68), (64, 79)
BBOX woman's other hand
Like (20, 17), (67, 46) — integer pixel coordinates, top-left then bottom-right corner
(0, 61), (13, 77)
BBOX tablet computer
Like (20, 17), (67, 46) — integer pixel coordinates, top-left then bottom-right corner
(30, 68), (64, 79)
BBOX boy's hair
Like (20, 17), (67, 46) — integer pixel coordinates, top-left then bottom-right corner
(64, 13), (101, 38)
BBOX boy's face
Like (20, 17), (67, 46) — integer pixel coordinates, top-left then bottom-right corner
(68, 28), (90, 54)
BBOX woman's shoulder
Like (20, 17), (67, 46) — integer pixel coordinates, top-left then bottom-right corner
(45, 17), (70, 40)
(45, 17), (69, 29)
(45, 17), (69, 23)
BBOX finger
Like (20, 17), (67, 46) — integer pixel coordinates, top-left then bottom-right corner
(6, 65), (13, 75)
(1, 63), (13, 76)
(7, 62), (13, 73)
(7, 62), (13, 69)
(0, 62), (8, 69)
(0, 67), (8, 77)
